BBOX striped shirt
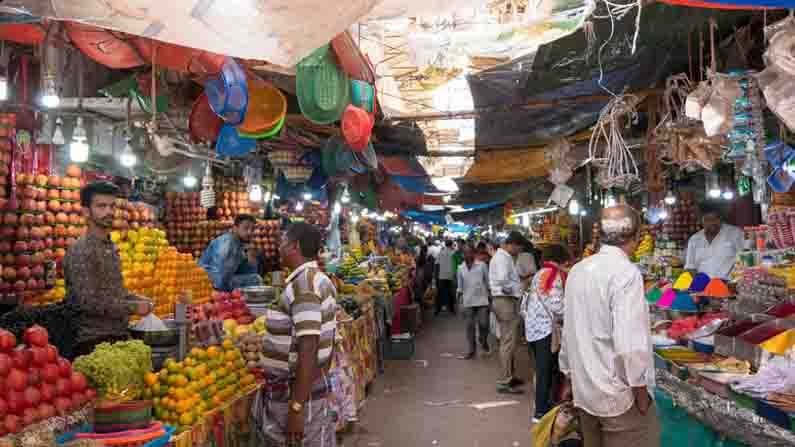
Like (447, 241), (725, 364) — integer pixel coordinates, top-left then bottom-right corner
(261, 261), (337, 380)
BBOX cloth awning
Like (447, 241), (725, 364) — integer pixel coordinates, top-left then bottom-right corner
(460, 148), (550, 184)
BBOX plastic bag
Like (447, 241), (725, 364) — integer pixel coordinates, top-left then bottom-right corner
(685, 81), (711, 120)
(701, 91), (733, 136)
(133, 313), (167, 331)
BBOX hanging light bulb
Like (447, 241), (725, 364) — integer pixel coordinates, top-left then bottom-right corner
(580, 209), (587, 216)
(264, 190), (272, 202)
(361, 208), (369, 217)
(709, 188), (722, 199)
(295, 201), (304, 211)
(69, 117), (89, 163)
(341, 186), (351, 204)
(52, 118), (65, 145)
(119, 139), (137, 168)
(302, 191), (312, 201)
(249, 185), (263, 202)
(659, 209), (669, 220)
(183, 171), (198, 188)
(706, 171), (721, 199)
(605, 194), (617, 208)
(722, 190), (734, 201)
(40, 75), (60, 109)
(568, 199), (580, 216)
(351, 214), (359, 223)
(664, 190), (677, 205)
(333, 201), (342, 215)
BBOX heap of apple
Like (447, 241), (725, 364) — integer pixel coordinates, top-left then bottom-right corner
(190, 290), (254, 325)
(0, 325), (95, 436)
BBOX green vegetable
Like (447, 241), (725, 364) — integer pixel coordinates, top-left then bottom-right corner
(73, 340), (153, 399)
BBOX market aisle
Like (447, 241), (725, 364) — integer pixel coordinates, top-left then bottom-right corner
(344, 312), (534, 447)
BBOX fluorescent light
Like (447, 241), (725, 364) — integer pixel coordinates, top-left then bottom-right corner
(183, 172), (198, 188)
(513, 207), (558, 218)
(0, 76), (8, 101)
(295, 201), (304, 211)
(119, 140), (137, 168)
(722, 190), (734, 201)
(664, 191), (677, 205)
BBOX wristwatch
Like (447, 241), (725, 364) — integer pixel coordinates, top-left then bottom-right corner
(288, 400), (304, 413)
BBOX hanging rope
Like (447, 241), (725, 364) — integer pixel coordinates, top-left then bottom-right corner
(588, 94), (641, 189)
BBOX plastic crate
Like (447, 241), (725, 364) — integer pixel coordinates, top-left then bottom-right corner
(385, 334), (415, 360)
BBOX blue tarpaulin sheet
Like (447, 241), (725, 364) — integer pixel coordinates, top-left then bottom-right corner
(391, 175), (443, 194)
(401, 210), (446, 225)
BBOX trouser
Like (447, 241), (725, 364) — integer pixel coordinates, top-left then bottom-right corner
(464, 305), (490, 354)
(492, 296), (521, 384)
(528, 334), (559, 417)
(253, 386), (336, 447)
(436, 279), (455, 314)
(578, 402), (660, 447)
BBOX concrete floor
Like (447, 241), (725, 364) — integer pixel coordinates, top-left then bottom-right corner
(343, 311), (534, 447)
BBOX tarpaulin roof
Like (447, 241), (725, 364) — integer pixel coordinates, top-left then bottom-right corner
(390, 175), (443, 194)
(460, 147), (550, 184)
(18, 0), (487, 67)
(467, 4), (752, 149)
(378, 177), (423, 211)
(401, 210), (446, 225)
(379, 155), (427, 177)
(455, 178), (548, 206)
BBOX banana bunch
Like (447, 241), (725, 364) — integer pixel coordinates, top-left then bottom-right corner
(635, 234), (654, 257)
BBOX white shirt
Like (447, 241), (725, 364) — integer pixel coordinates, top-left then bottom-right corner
(457, 261), (490, 308)
(488, 248), (521, 298)
(522, 267), (564, 342)
(436, 246), (454, 280)
(559, 244), (654, 418)
(685, 224), (744, 279)
(516, 251), (538, 290)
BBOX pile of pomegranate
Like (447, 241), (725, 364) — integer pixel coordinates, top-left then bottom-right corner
(0, 165), (86, 296)
(0, 325), (95, 436)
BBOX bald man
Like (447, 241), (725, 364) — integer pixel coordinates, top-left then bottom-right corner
(559, 206), (658, 447)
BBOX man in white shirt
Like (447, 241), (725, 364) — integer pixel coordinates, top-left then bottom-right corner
(435, 240), (456, 316)
(489, 231), (527, 394)
(685, 205), (744, 279)
(457, 244), (491, 359)
(559, 205), (658, 447)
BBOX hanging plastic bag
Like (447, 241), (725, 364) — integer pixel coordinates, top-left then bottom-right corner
(685, 81), (712, 120)
(701, 91), (733, 136)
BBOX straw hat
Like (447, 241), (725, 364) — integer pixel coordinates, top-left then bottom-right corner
(297, 45), (351, 125)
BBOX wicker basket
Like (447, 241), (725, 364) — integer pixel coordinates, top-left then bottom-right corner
(280, 165), (313, 183)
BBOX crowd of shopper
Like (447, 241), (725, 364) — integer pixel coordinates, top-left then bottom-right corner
(407, 205), (658, 447)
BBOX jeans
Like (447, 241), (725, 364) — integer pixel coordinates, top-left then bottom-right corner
(436, 279), (455, 314)
(464, 306), (490, 354)
(528, 334), (559, 418)
(492, 296), (521, 384)
(230, 273), (263, 290)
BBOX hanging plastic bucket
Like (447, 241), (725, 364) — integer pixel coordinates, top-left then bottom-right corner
(132, 39), (225, 75)
(238, 81), (287, 134)
(190, 93), (224, 144)
(65, 22), (145, 69)
(205, 58), (249, 125)
(341, 105), (374, 152)
(239, 115), (285, 140)
(351, 80), (376, 113)
(216, 124), (256, 157)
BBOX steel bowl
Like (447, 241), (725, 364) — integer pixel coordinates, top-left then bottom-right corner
(129, 319), (178, 347)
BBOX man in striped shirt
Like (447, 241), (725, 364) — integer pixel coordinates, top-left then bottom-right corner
(253, 222), (338, 447)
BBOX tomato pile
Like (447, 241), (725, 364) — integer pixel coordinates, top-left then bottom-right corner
(0, 325), (95, 436)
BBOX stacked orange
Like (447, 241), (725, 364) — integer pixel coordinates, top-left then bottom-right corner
(143, 340), (256, 430)
(150, 247), (213, 316)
